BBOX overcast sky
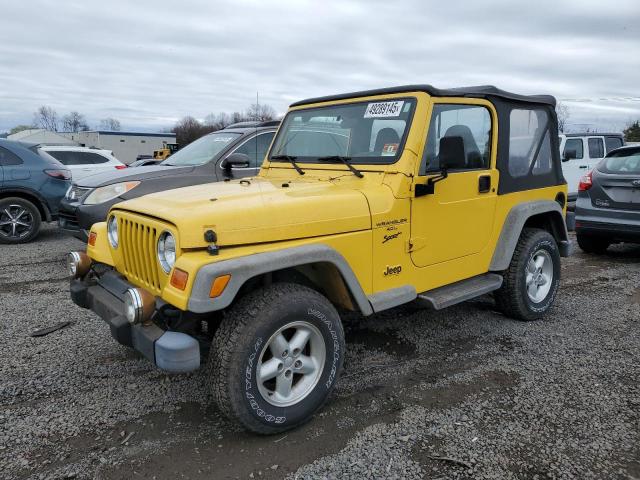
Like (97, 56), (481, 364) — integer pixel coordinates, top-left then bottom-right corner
(1, 0), (638, 133)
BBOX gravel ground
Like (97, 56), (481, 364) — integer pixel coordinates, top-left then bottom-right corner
(0, 224), (638, 479)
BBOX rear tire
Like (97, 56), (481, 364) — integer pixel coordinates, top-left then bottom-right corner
(207, 282), (345, 434)
(576, 234), (610, 254)
(495, 228), (561, 321)
(0, 197), (42, 244)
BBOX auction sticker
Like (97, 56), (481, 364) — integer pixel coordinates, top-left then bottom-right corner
(364, 101), (404, 118)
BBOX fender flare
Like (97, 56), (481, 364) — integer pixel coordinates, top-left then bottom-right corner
(188, 244), (375, 315)
(489, 200), (570, 272)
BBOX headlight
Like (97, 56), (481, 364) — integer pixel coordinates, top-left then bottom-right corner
(157, 231), (176, 273)
(107, 215), (118, 248)
(83, 181), (141, 205)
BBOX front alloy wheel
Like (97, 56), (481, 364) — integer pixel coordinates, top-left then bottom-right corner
(257, 321), (326, 407)
(208, 282), (345, 434)
(0, 198), (42, 244)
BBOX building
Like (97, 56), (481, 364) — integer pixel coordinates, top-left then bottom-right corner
(7, 128), (77, 145)
(63, 131), (176, 164)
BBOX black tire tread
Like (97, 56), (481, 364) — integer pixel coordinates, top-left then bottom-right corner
(207, 282), (342, 434)
(495, 228), (559, 322)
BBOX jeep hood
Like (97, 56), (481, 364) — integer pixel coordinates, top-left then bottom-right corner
(113, 177), (372, 248)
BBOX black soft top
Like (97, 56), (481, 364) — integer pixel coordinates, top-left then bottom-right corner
(291, 85), (556, 108)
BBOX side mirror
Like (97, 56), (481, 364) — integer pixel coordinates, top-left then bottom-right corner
(416, 136), (466, 197)
(563, 149), (577, 162)
(222, 153), (251, 173)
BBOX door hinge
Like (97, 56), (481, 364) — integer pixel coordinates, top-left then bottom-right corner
(407, 237), (427, 252)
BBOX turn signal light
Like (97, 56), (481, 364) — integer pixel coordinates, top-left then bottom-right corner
(170, 268), (189, 290)
(578, 171), (593, 191)
(209, 274), (231, 298)
(88, 231), (97, 246)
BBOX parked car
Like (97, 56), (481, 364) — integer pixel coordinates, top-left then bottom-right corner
(41, 146), (126, 181)
(58, 121), (279, 241)
(575, 145), (640, 253)
(128, 158), (163, 168)
(69, 85), (569, 434)
(559, 133), (625, 201)
(0, 139), (71, 243)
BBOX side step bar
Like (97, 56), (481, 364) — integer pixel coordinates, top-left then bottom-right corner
(417, 273), (503, 310)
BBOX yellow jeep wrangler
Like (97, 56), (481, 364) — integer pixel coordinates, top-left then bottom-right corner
(69, 85), (569, 434)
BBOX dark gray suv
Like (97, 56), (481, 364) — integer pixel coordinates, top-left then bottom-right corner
(58, 121), (278, 240)
(575, 145), (640, 253)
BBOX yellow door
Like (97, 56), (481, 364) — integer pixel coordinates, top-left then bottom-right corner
(410, 100), (498, 268)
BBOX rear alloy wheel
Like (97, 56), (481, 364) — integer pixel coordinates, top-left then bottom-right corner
(495, 228), (561, 321)
(0, 197), (42, 244)
(207, 282), (345, 434)
(576, 234), (610, 254)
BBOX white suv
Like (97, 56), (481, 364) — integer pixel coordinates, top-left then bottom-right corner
(559, 133), (624, 200)
(41, 146), (126, 180)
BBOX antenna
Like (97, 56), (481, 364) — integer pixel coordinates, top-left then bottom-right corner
(255, 91), (259, 168)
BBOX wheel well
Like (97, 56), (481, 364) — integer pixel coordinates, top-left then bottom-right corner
(523, 211), (567, 244)
(235, 263), (358, 312)
(0, 191), (50, 221)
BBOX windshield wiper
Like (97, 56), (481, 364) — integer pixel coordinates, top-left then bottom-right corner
(271, 154), (305, 175)
(317, 156), (364, 178)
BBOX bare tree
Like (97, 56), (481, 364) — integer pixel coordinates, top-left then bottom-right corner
(204, 112), (232, 130)
(246, 103), (276, 122)
(99, 118), (121, 131)
(172, 116), (216, 146)
(33, 105), (59, 131)
(556, 102), (570, 133)
(62, 111), (89, 132)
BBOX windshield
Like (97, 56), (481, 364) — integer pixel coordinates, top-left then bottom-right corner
(269, 98), (416, 164)
(163, 132), (241, 166)
(599, 148), (640, 174)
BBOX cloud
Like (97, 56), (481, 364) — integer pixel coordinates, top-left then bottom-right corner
(0, 0), (638, 132)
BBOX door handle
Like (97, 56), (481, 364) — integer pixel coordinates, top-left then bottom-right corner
(579, 165), (588, 169)
(478, 175), (491, 193)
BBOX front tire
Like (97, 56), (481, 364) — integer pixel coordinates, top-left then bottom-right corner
(0, 197), (42, 244)
(207, 283), (345, 434)
(576, 234), (610, 254)
(495, 228), (561, 321)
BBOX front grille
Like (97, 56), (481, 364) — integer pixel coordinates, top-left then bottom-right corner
(66, 185), (92, 201)
(58, 211), (80, 230)
(119, 217), (162, 294)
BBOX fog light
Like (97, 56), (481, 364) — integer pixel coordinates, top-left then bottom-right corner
(123, 288), (155, 325)
(67, 251), (92, 278)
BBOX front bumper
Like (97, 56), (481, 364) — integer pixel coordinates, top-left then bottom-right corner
(58, 198), (111, 242)
(71, 271), (200, 372)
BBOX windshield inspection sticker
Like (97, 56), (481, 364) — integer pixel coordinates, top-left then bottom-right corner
(381, 143), (399, 156)
(364, 101), (404, 118)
